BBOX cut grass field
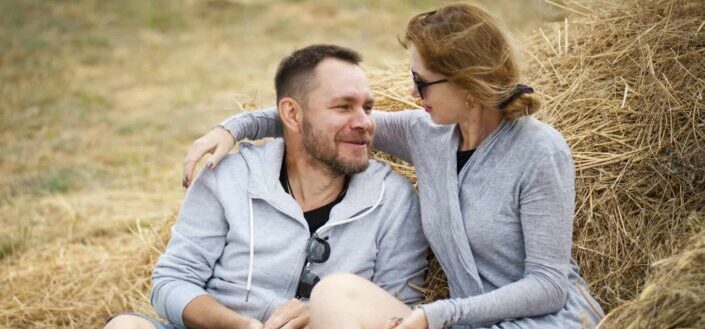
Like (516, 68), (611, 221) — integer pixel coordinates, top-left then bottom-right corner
(0, 0), (564, 327)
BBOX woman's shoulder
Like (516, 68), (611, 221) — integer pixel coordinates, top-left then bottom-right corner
(513, 116), (571, 156)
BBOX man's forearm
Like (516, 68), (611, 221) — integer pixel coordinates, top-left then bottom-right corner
(183, 294), (254, 329)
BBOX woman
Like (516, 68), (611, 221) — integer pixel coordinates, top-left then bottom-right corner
(184, 4), (604, 329)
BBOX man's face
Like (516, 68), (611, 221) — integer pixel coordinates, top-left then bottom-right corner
(301, 58), (375, 175)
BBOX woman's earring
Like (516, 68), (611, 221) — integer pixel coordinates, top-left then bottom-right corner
(465, 98), (471, 110)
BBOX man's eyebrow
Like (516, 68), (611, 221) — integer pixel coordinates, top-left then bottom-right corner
(331, 95), (375, 103)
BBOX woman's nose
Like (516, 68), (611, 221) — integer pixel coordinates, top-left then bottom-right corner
(410, 85), (420, 98)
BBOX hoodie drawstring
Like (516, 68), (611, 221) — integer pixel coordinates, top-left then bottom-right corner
(246, 197), (254, 302)
(344, 181), (385, 223)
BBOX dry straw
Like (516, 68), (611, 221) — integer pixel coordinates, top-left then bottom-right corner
(0, 217), (170, 328)
(597, 228), (705, 328)
(525, 0), (704, 315)
(2, 0), (704, 327)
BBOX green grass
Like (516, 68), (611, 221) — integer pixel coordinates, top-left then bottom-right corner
(40, 168), (74, 194)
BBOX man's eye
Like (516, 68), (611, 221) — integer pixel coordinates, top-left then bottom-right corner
(363, 106), (373, 113)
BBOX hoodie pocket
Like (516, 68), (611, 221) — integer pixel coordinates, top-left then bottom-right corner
(208, 278), (271, 322)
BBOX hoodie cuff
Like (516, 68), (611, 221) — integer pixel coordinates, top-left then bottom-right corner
(163, 283), (208, 329)
(418, 300), (453, 329)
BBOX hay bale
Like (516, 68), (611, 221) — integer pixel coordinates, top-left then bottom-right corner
(0, 217), (172, 328)
(527, 0), (705, 311)
(368, 0), (705, 314)
(598, 226), (705, 328)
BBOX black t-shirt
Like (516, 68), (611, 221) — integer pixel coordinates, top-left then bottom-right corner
(279, 162), (347, 235)
(457, 148), (477, 174)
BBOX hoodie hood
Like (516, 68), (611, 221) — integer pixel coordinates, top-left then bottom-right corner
(240, 139), (390, 226)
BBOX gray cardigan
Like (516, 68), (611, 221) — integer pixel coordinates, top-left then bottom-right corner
(152, 139), (428, 328)
(221, 108), (604, 329)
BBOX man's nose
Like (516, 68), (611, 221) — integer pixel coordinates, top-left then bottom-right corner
(350, 107), (374, 131)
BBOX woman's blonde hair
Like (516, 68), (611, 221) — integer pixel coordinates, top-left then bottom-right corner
(402, 4), (541, 120)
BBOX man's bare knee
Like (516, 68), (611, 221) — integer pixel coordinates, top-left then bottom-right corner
(310, 273), (410, 329)
(309, 273), (370, 329)
(103, 315), (157, 329)
(311, 273), (370, 305)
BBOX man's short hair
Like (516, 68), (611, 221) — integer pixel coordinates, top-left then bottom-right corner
(275, 44), (362, 105)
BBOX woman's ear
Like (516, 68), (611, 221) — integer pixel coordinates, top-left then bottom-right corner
(278, 97), (304, 134)
(465, 94), (482, 112)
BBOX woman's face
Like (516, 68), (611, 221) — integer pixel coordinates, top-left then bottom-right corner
(409, 44), (470, 125)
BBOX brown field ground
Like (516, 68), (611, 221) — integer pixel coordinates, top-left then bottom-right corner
(0, 0), (562, 259)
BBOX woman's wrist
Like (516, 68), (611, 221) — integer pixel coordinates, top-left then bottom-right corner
(416, 301), (450, 329)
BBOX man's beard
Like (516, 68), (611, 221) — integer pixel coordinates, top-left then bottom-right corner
(302, 117), (370, 176)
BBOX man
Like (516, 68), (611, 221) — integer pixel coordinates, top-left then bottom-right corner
(104, 44), (427, 329)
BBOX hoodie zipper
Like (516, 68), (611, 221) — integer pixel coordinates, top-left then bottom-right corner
(251, 180), (385, 300)
(288, 220), (363, 300)
(247, 194), (309, 299)
(289, 182), (386, 298)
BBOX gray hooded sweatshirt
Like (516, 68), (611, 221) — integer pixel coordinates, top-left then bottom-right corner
(219, 108), (605, 329)
(151, 139), (428, 329)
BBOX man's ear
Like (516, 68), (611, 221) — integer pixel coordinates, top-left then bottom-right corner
(278, 97), (304, 134)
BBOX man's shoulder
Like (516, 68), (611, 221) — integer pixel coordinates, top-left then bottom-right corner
(214, 153), (247, 171)
(358, 160), (421, 228)
(215, 140), (271, 168)
(209, 151), (250, 182)
(211, 139), (283, 182)
(363, 159), (417, 195)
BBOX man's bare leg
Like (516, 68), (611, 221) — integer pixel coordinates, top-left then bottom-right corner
(103, 314), (157, 329)
(310, 273), (413, 329)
